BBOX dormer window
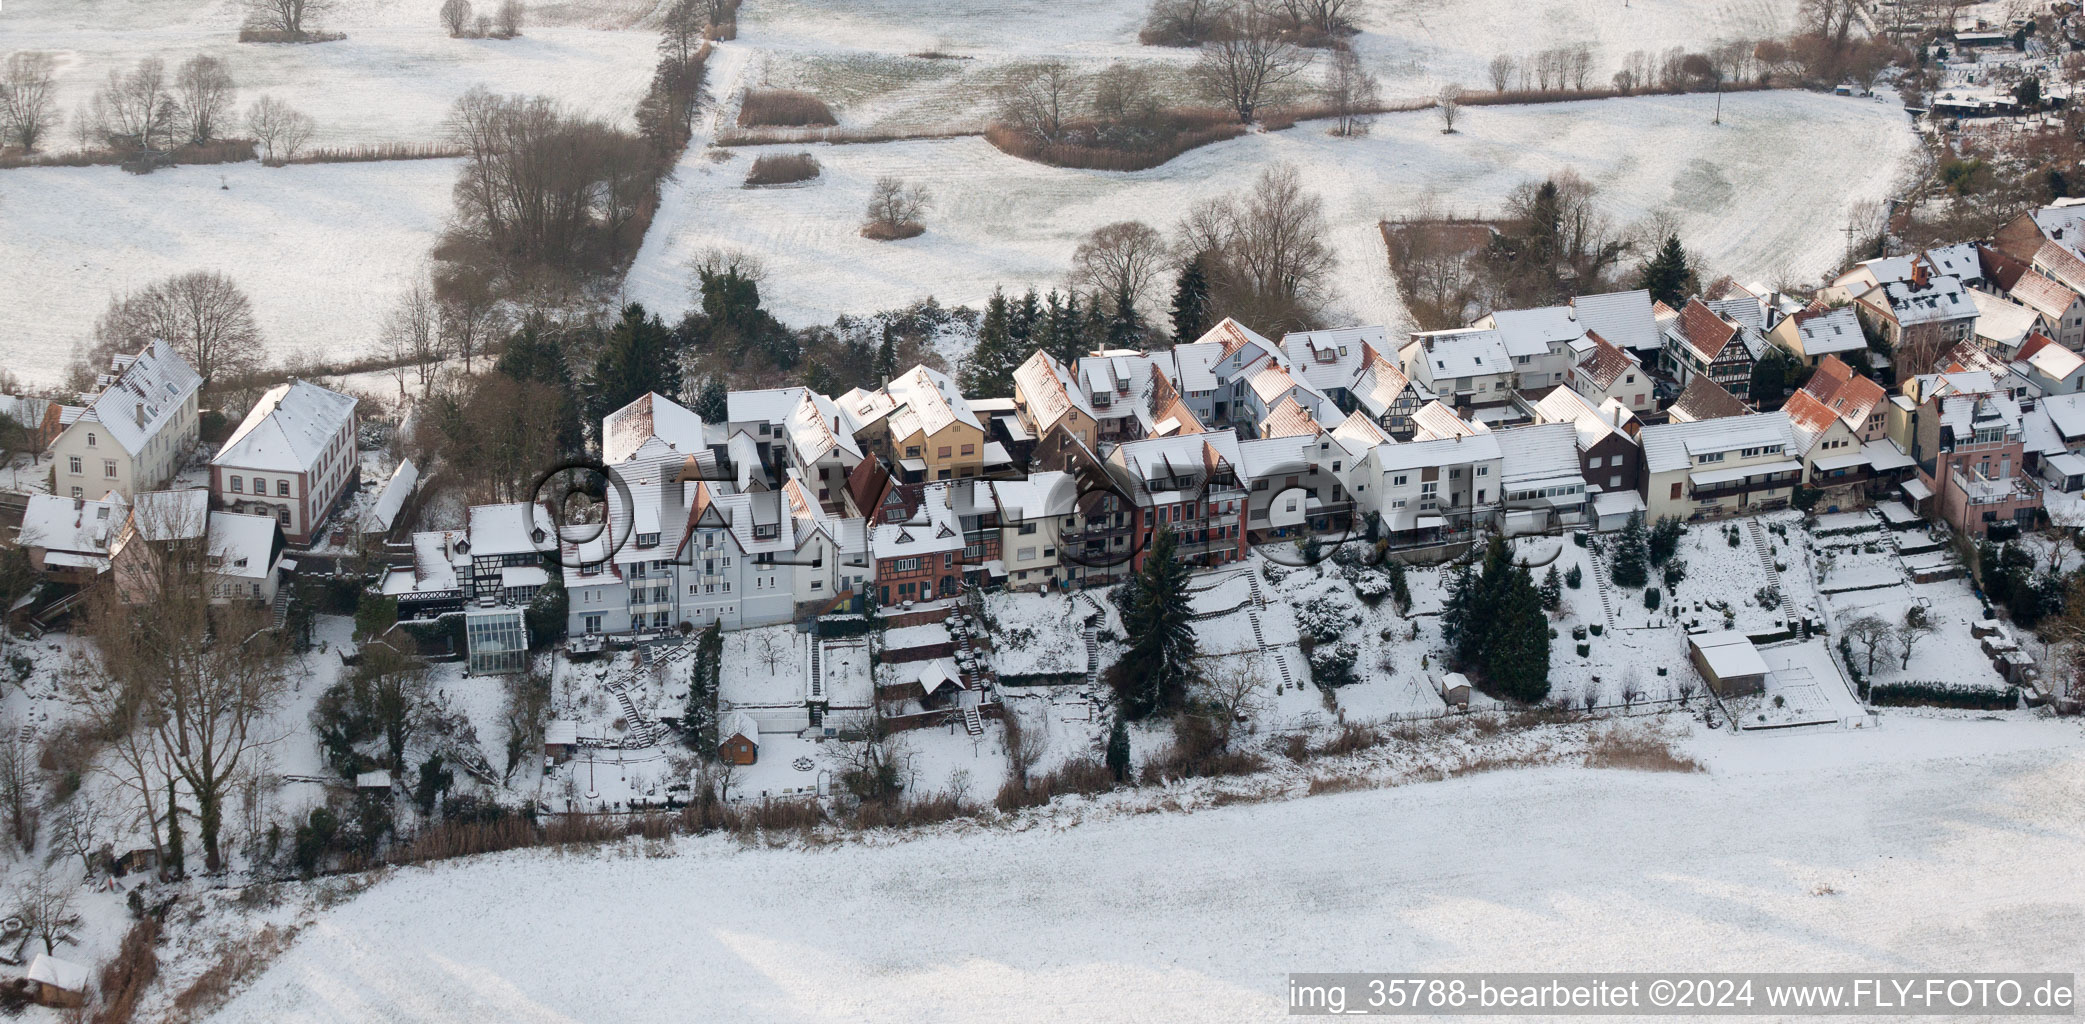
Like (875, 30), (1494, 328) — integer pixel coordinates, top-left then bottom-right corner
(635, 532), (660, 549)
(754, 524), (779, 539)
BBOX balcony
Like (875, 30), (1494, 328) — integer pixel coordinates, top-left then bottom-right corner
(1952, 468), (2039, 507)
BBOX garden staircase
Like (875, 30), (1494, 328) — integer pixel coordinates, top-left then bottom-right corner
(1587, 550), (1617, 630)
(961, 706), (984, 736)
(1747, 519), (1784, 596)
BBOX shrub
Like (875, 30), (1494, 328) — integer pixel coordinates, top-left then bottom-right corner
(1576, 643), (1590, 657)
(743, 151), (821, 186)
(1644, 587), (1661, 610)
(1564, 564), (1582, 589)
(984, 107), (1246, 172)
(738, 89), (837, 128)
(1588, 623), (1603, 636)
(1867, 682), (2018, 710)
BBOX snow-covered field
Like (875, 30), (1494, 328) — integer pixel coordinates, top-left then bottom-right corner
(628, 91), (1918, 339)
(199, 715), (2085, 1023)
(0, 159), (457, 385)
(2, 0), (658, 148)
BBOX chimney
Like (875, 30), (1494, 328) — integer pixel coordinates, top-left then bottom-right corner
(135, 402), (145, 427)
(1912, 259), (1930, 290)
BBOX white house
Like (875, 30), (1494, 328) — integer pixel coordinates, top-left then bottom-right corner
(48, 341), (202, 502)
(210, 379), (359, 545)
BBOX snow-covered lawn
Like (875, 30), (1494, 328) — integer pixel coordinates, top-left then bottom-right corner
(628, 91), (1917, 342)
(0, 160), (458, 386)
(5, 0), (658, 149)
(199, 715), (2085, 1023)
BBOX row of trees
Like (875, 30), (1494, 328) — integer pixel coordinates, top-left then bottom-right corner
(1142, 0), (1360, 49)
(438, 0), (527, 39)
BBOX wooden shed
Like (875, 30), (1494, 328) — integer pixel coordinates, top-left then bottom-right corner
(1437, 672), (1473, 709)
(27, 953), (89, 1008)
(720, 712), (760, 766)
(1688, 631), (1769, 697)
(543, 720), (579, 764)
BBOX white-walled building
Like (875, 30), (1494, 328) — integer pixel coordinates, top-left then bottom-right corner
(48, 341), (201, 502)
(210, 379), (359, 545)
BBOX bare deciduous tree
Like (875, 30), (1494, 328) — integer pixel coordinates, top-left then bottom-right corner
(88, 57), (179, 151)
(1142, 0), (1234, 46)
(1174, 163), (1334, 332)
(494, 0), (525, 37)
(48, 793), (110, 876)
(1198, 658), (1269, 750)
(12, 868), (77, 955)
(1844, 614), (1893, 676)
(435, 265), (505, 375)
(1191, 0), (1313, 123)
(65, 656), (175, 866)
(1090, 63), (1160, 127)
(1896, 604), (1937, 669)
(94, 270), (265, 384)
(0, 717), (36, 852)
(862, 175), (931, 239)
(1486, 53), (1515, 92)
(1324, 47), (1379, 136)
(1, 51), (60, 153)
(86, 495), (292, 874)
(658, 0), (705, 61)
(173, 55), (237, 145)
(245, 94), (315, 162)
(995, 61), (1080, 144)
(383, 278), (445, 398)
(441, 0), (474, 35)
(1436, 83), (1463, 133)
(1276, 0), (1355, 36)
(445, 88), (650, 275)
(1071, 221), (1168, 320)
(244, 0), (338, 38)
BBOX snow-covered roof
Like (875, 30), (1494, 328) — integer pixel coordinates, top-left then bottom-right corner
(364, 459), (418, 534)
(2035, 240), (2085, 296)
(1533, 386), (1626, 451)
(2008, 268), (2080, 323)
(207, 511), (279, 579)
(885, 365), (982, 437)
(1972, 289), (2041, 351)
(1409, 400), (1485, 441)
(1668, 375), (1749, 422)
(1789, 306), (1866, 356)
(1352, 352), (1421, 418)
(468, 502), (554, 558)
(989, 470), (1077, 522)
(128, 488), (210, 541)
(1572, 331), (1638, 391)
(357, 770), (393, 789)
(1640, 413), (1794, 474)
(724, 711), (760, 745)
(1328, 410), (1389, 458)
(1014, 351), (1097, 434)
(605, 392), (707, 466)
(1485, 305), (1585, 359)
(869, 485), (963, 559)
(76, 341), (202, 458)
(1690, 631), (1768, 679)
(2041, 393), (2085, 441)
(27, 954), (89, 993)
(726, 387), (807, 430)
(1498, 422), (1581, 489)
(18, 492), (124, 559)
(1409, 328), (1514, 378)
(1880, 274), (1974, 326)
(545, 720), (579, 746)
(1366, 431), (1503, 473)
(1281, 325), (1383, 391)
(213, 379), (355, 474)
(1571, 289), (1661, 354)
(2029, 340), (2085, 382)
(1258, 395), (1324, 439)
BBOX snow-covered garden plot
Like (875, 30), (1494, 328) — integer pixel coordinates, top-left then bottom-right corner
(981, 590), (1091, 682)
(7, 0), (659, 149)
(629, 91), (1917, 340)
(720, 624), (809, 708)
(1826, 576), (2011, 693)
(1653, 514), (1815, 637)
(199, 716), (2085, 1024)
(0, 160), (458, 386)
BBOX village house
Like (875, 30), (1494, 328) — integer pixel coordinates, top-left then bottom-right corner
(209, 379), (358, 546)
(1569, 288), (1664, 362)
(47, 341), (202, 503)
(1349, 430), (1504, 547)
(841, 366), (996, 486)
(1907, 383), (2041, 537)
(1495, 422), (1589, 534)
(1661, 298), (1759, 400)
(1832, 255), (1978, 381)
(1566, 330), (1653, 412)
(1970, 288), (2043, 357)
(1532, 386), (1645, 498)
(2003, 266), (2085, 350)
(1349, 347), (1433, 439)
(1237, 431), (1357, 545)
(1666, 375), (1752, 423)
(989, 470), (1076, 591)
(1400, 327), (1518, 415)
(1073, 349), (1177, 449)
(870, 483), (966, 606)
(1030, 424), (1138, 589)
(1281, 325), (1387, 409)
(1106, 430), (1250, 571)
(15, 492), (124, 584)
(1638, 413), (1801, 521)
(1169, 318), (1285, 428)
(1766, 304), (1869, 368)
(2018, 333), (2085, 395)
(1012, 351), (1099, 453)
(1472, 303), (1593, 391)
(108, 489), (286, 607)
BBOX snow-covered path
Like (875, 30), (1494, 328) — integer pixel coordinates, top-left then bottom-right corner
(207, 717), (2085, 1023)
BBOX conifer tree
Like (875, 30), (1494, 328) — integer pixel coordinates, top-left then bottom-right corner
(684, 621), (723, 756)
(1486, 564), (1552, 702)
(1011, 289), (1040, 351)
(1049, 291), (1084, 367)
(1540, 565), (1562, 611)
(1105, 715), (1132, 782)
(959, 288), (1024, 398)
(1114, 526), (1199, 719)
(590, 302), (675, 423)
(496, 317), (583, 455)
(1080, 290), (1111, 354)
(1637, 234), (1695, 310)
(1171, 255), (1212, 341)
(1610, 512), (1650, 589)
(691, 373), (727, 422)
(1107, 280), (1147, 350)
(875, 322), (898, 382)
